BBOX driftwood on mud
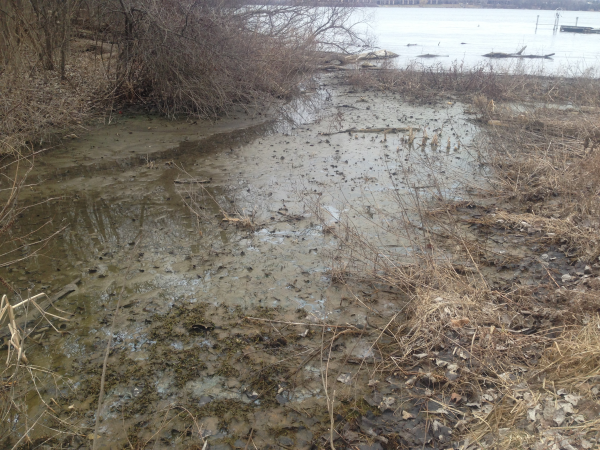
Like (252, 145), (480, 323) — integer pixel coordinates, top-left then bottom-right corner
(319, 127), (416, 136)
(0, 279), (79, 339)
(418, 54), (449, 58)
(352, 49), (399, 61)
(174, 179), (210, 184)
(318, 65), (353, 71)
(483, 45), (555, 59)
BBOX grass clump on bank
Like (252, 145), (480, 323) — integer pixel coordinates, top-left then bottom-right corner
(347, 59), (600, 106)
(301, 67), (600, 448)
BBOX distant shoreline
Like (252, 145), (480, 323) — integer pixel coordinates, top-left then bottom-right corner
(253, 2), (600, 12)
(378, 4), (600, 9)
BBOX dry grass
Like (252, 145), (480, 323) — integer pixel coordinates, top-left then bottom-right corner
(0, 43), (110, 155)
(346, 60), (600, 106)
(303, 76), (600, 448)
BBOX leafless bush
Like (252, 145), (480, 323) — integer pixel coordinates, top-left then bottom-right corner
(89, 0), (368, 118)
(0, 0), (82, 77)
(1, 1), (367, 155)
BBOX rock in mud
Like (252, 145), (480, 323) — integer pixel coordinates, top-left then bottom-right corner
(562, 273), (574, 283)
(337, 373), (352, 384)
(277, 436), (294, 447)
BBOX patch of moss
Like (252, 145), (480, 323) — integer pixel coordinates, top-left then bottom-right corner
(149, 304), (212, 341)
(194, 399), (253, 429)
(216, 360), (239, 378)
(336, 396), (380, 421)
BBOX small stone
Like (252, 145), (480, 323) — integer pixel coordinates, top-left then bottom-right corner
(562, 274), (573, 283)
(582, 439), (594, 449)
(277, 436), (294, 447)
(541, 253), (549, 261)
(337, 373), (351, 384)
(401, 410), (414, 420)
(584, 265), (593, 274)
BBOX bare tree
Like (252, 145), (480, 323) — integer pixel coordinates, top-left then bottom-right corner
(0, 0), (82, 78)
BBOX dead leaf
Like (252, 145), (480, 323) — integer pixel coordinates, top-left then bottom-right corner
(401, 410), (414, 420)
(528, 404), (541, 422)
(565, 394), (582, 406)
(450, 318), (470, 328)
(451, 393), (462, 403)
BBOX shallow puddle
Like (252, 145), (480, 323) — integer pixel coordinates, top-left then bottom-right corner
(1, 74), (483, 448)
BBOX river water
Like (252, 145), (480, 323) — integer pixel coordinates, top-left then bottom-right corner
(366, 7), (600, 73)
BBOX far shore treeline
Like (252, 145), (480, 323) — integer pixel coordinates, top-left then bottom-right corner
(253, 0), (600, 11)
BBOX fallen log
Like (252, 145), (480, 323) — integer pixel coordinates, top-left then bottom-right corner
(484, 52), (555, 59)
(483, 46), (554, 59)
(319, 127), (417, 136)
(418, 54), (449, 58)
(347, 49), (399, 62)
(174, 179), (210, 184)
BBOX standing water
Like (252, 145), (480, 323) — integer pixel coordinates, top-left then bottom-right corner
(366, 7), (600, 72)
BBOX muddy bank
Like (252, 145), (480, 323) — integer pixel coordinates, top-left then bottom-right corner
(1, 73), (482, 449)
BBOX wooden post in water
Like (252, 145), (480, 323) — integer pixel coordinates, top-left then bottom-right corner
(553, 9), (561, 34)
(535, 15), (539, 33)
(576, 17), (579, 26)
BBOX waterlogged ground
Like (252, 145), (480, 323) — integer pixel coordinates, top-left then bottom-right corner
(1, 74), (483, 449)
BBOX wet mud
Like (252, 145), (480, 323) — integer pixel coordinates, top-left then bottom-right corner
(0, 73), (483, 449)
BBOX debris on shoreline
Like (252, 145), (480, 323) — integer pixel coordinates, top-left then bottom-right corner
(418, 54), (450, 58)
(483, 45), (555, 59)
(352, 49), (399, 61)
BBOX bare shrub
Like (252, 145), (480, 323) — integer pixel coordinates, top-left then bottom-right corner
(89, 0), (368, 118)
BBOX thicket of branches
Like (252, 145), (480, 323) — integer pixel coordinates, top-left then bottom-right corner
(0, 0), (367, 154)
(89, 1), (366, 117)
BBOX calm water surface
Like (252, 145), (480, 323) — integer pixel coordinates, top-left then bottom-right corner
(366, 8), (600, 73)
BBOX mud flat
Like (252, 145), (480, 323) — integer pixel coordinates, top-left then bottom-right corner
(1, 73), (484, 448)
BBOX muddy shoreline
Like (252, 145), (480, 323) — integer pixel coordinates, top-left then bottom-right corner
(4, 72), (596, 450)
